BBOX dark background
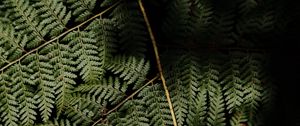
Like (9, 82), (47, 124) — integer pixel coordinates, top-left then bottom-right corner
(143, 0), (300, 125)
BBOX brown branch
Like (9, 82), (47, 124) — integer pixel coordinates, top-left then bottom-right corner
(0, 0), (121, 72)
(91, 75), (159, 126)
(138, 0), (178, 126)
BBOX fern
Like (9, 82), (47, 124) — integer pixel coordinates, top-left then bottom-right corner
(106, 56), (150, 89)
(220, 52), (244, 113)
(0, 0), (285, 125)
(28, 53), (55, 122)
(10, 63), (37, 126)
(240, 53), (264, 125)
(34, 0), (71, 36)
(64, 30), (103, 83)
(41, 40), (77, 116)
(67, 0), (96, 22)
(74, 77), (127, 105)
(109, 1), (148, 57)
(140, 84), (173, 126)
(110, 99), (149, 126)
(162, 0), (192, 41)
(5, 0), (47, 49)
(0, 25), (26, 63)
(186, 86), (207, 126)
(0, 73), (19, 126)
(199, 55), (226, 126)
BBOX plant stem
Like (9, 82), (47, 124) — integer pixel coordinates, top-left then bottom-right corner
(138, 0), (178, 126)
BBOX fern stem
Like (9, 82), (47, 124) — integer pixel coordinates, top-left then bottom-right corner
(138, 0), (178, 126)
(0, 0), (121, 73)
(92, 75), (159, 126)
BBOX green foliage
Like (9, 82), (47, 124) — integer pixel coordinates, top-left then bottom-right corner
(0, 0), (285, 125)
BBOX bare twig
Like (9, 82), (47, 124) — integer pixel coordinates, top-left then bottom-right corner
(138, 0), (178, 126)
(0, 1), (121, 72)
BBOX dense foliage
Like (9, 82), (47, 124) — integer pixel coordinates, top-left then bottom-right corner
(0, 0), (289, 126)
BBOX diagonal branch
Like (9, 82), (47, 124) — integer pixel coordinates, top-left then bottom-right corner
(0, 0), (121, 73)
(138, 0), (178, 126)
(91, 75), (159, 126)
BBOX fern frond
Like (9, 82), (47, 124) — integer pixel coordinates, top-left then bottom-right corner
(110, 2), (148, 57)
(86, 18), (118, 78)
(240, 53), (264, 125)
(140, 84), (173, 126)
(64, 95), (100, 125)
(179, 53), (201, 102)
(162, 0), (192, 41)
(27, 53), (55, 122)
(0, 25), (27, 63)
(0, 73), (19, 126)
(106, 56), (150, 89)
(220, 52), (244, 113)
(190, 0), (213, 39)
(167, 69), (188, 126)
(5, 0), (47, 49)
(186, 86), (207, 126)
(67, 0), (96, 22)
(238, 0), (258, 15)
(74, 77), (127, 105)
(211, 10), (236, 45)
(229, 108), (247, 126)
(41, 40), (77, 117)
(65, 30), (103, 83)
(110, 99), (149, 126)
(34, 0), (71, 36)
(199, 55), (225, 126)
(9, 63), (37, 126)
(206, 86), (226, 126)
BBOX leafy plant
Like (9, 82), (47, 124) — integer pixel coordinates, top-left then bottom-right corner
(0, 0), (286, 126)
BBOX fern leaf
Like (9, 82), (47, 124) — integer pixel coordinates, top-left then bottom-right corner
(34, 0), (71, 36)
(0, 26), (26, 62)
(5, 0), (46, 49)
(229, 109), (247, 126)
(106, 56), (150, 89)
(65, 30), (103, 83)
(238, 0), (258, 15)
(199, 55), (226, 126)
(167, 70), (188, 126)
(179, 53), (201, 103)
(0, 73), (19, 126)
(111, 99), (149, 126)
(9, 63), (37, 126)
(86, 18), (118, 79)
(67, 0), (96, 22)
(110, 2), (148, 57)
(27, 53), (55, 122)
(190, 0), (213, 38)
(220, 52), (244, 113)
(240, 54), (264, 125)
(163, 0), (192, 41)
(140, 84), (173, 126)
(206, 86), (226, 126)
(74, 77), (127, 105)
(186, 86), (207, 126)
(41, 40), (77, 117)
(64, 95), (102, 125)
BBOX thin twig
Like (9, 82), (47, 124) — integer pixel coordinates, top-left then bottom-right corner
(0, 1), (121, 72)
(138, 0), (178, 126)
(91, 75), (159, 126)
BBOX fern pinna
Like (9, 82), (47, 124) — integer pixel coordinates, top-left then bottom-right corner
(0, 0), (284, 126)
